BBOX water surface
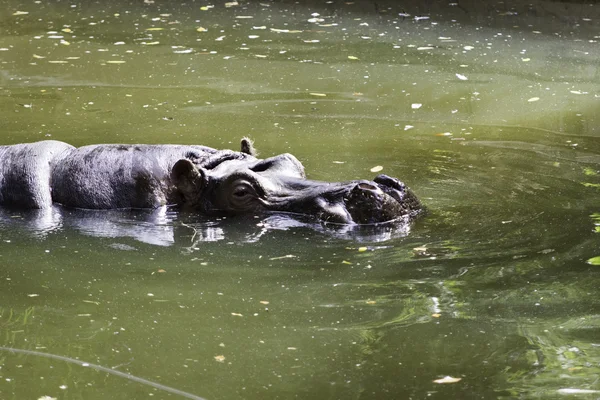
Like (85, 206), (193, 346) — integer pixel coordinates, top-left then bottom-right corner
(1, 1), (600, 399)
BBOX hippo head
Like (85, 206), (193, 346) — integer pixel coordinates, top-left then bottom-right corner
(171, 140), (421, 225)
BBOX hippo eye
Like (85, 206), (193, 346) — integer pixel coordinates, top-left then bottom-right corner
(233, 187), (251, 198)
(230, 181), (257, 206)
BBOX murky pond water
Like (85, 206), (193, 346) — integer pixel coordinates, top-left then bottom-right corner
(1, 0), (600, 399)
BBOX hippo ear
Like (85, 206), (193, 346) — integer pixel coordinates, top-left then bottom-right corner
(171, 159), (206, 195)
(240, 137), (257, 156)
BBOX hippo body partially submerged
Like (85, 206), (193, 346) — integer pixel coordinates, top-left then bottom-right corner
(0, 139), (421, 225)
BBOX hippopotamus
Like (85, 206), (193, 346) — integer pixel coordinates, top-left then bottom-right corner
(0, 139), (421, 225)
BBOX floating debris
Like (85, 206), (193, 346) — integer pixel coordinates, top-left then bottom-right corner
(587, 256), (600, 265)
(434, 376), (462, 384)
(269, 254), (296, 260)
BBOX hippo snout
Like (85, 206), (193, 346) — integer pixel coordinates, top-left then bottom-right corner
(344, 177), (421, 224)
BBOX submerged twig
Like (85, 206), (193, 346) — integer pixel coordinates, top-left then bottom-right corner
(0, 346), (207, 400)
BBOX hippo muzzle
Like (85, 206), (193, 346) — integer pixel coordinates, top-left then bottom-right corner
(344, 175), (420, 225)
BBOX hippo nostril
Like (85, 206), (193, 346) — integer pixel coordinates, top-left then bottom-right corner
(355, 182), (383, 194)
(357, 182), (376, 190)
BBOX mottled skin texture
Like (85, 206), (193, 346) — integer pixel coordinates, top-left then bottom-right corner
(0, 139), (421, 225)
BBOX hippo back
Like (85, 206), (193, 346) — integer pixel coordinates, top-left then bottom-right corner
(0, 140), (74, 208)
(50, 144), (241, 209)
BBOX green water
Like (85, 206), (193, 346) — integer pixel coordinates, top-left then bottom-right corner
(1, 0), (600, 399)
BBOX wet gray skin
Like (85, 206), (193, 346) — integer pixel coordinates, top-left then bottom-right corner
(0, 139), (421, 225)
(172, 140), (422, 225)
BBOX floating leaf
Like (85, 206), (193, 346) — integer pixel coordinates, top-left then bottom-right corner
(370, 165), (383, 173)
(582, 182), (600, 189)
(214, 355), (225, 362)
(528, 97), (540, 102)
(411, 103), (422, 109)
(146, 27), (164, 31)
(259, 301), (269, 305)
(583, 168), (598, 176)
(106, 60), (126, 64)
(587, 256), (600, 265)
(358, 247), (368, 252)
(432, 313), (441, 318)
(558, 389), (600, 394)
(61, 28), (72, 33)
(309, 93), (326, 97)
(434, 376), (462, 384)
(196, 27), (207, 32)
(455, 73), (468, 80)
(342, 260), (352, 265)
(348, 56), (359, 60)
(13, 11), (29, 16)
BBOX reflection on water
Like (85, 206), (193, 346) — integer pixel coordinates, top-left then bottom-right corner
(0, 205), (417, 247)
(1, 0), (600, 399)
